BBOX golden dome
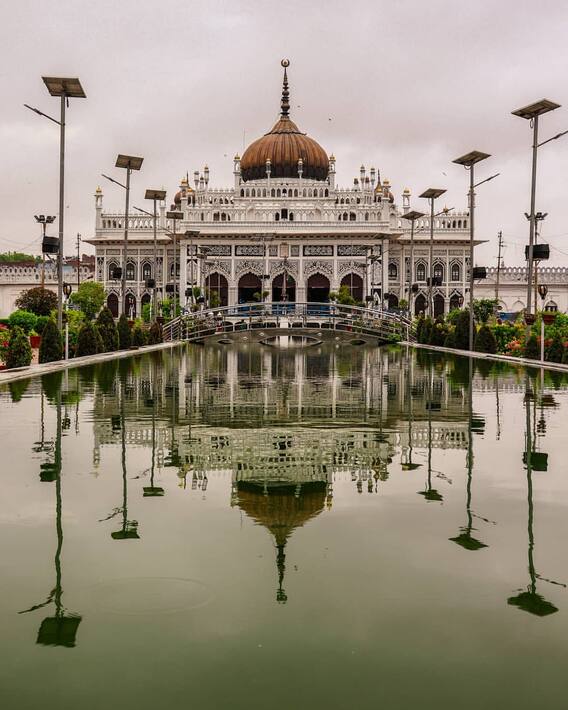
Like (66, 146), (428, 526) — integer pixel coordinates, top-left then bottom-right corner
(173, 185), (194, 205)
(240, 62), (329, 182)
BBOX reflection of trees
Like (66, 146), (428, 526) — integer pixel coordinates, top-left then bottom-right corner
(20, 389), (81, 647)
(143, 359), (164, 497)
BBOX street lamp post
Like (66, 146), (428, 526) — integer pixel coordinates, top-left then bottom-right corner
(184, 231), (200, 310)
(63, 282), (72, 359)
(166, 210), (183, 318)
(35, 215), (56, 289)
(103, 154), (144, 316)
(419, 189), (446, 318)
(145, 189), (167, 320)
(452, 151), (497, 350)
(25, 77), (86, 330)
(401, 210), (425, 317)
(512, 99), (561, 319)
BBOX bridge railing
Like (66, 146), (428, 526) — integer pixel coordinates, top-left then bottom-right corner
(163, 302), (414, 343)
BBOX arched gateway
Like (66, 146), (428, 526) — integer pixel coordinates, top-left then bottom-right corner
(307, 273), (330, 303)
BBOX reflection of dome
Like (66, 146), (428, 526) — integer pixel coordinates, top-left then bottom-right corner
(240, 61), (329, 183)
(236, 480), (327, 604)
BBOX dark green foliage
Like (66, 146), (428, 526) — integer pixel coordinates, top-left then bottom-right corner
(96, 306), (118, 352)
(147, 321), (163, 345)
(15, 287), (57, 316)
(415, 316), (425, 343)
(9, 309), (37, 334)
(417, 316), (433, 344)
(473, 298), (498, 324)
(35, 315), (50, 334)
(76, 321), (100, 357)
(9, 378), (30, 402)
(444, 331), (456, 349)
(131, 323), (147, 347)
(476, 358), (494, 379)
(562, 346), (568, 365)
(6, 326), (32, 368)
(96, 360), (118, 395)
(117, 314), (131, 350)
(523, 334), (539, 360)
(70, 281), (105, 320)
(474, 325), (497, 354)
(454, 310), (471, 350)
(546, 333), (564, 363)
(41, 371), (63, 403)
(429, 317), (447, 347)
(39, 319), (63, 363)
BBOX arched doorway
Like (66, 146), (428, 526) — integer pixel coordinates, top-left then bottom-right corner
(449, 293), (462, 311)
(307, 273), (330, 303)
(340, 273), (364, 303)
(414, 293), (427, 316)
(206, 273), (229, 307)
(272, 273), (296, 302)
(107, 292), (119, 318)
(433, 294), (445, 318)
(125, 293), (136, 318)
(386, 293), (399, 310)
(238, 272), (262, 304)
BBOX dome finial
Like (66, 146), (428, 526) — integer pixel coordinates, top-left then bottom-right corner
(280, 59), (290, 118)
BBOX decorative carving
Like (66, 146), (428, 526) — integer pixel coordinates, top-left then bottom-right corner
(203, 259), (232, 278)
(236, 245), (264, 256)
(235, 260), (264, 277)
(269, 259), (298, 277)
(202, 244), (231, 256)
(303, 260), (333, 279)
(290, 245), (300, 257)
(337, 245), (369, 256)
(303, 245), (333, 256)
(337, 260), (366, 278)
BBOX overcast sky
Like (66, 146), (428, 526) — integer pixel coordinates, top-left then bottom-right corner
(2, 0), (568, 265)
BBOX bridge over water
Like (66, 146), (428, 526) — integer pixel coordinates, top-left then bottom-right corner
(163, 302), (413, 344)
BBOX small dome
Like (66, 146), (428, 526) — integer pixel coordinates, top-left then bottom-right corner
(173, 186), (194, 205)
(240, 62), (329, 182)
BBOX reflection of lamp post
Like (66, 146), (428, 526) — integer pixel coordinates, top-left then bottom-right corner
(453, 150), (499, 350)
(401, 210), (425, 317)
(25, 76), (86, 330)
(419, 189), (446, 318)
(418, 362), (443, 502)
(63, 282), (72, 360)
(508, 375), (559, 616)
(19, 390), (82, 647)
(145, 189), (167, 321)
(144, 359), (164, 497)
(401, 347), (422, 471)
(450, 359), (487, 550)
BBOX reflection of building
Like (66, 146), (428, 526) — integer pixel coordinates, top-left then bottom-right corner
(87, 63), (476, 318)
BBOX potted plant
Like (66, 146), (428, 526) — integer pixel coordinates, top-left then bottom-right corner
(542, 311), (556, 325)
(29, 330), (42, 349)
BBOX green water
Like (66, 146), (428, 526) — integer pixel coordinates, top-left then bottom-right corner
(0, 343), (567, 709)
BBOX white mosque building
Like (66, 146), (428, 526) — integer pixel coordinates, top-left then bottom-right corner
(88, 60), (481, 318)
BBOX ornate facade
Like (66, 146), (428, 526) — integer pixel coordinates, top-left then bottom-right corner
(87, 62), (479, 318)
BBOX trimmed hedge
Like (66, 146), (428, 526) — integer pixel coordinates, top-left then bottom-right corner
(39, 319), (63, 363)
(96, 306), (119, 352)
(118, 314), (131, 350)
(6, 326), (32, 368)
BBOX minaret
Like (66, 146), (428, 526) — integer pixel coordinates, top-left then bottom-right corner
(402, 188), (411, 213)
(233, 153), (241, 189)
(95, 186), (103, 230)
(328, 154), (336, 189)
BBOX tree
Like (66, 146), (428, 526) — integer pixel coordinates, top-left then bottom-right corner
(96, 306), (118, 352)
(454, 310), (471, 350)
(473, 298), (498, 324)
(147, 321), (163, 345)
(0, 251), (38, 263)
(474, 325), (497, 354)
(429, 317), (447, 346)
(546, 333), (564, 363)
(9, 309), (37, 334)
(5, 326), (32, 368)
(523, 334), (539, 360)
(15, 287), (57, 316)
(117, 314), (131, 349)
(39, 319), (63, 363)
(132, 322), (147, 346)
(70, 281), (106, 320)
(76, 321), (100, 357)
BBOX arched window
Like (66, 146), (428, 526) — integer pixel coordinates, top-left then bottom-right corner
(142, 263), (152, 280)
(263, 189), (267, 197)
(289, 212), (294, 221)
(349, 212), (356, 221)
(325, 189), (329, 197)
(416, 263), (426, 281)
(213, 212), (220, 221)
(277, 189), (281, 197)
(451, 263), (460, 281)
(433, 263), (444, 282)
(388, 263), (398, 279)
(275, 213), (280, 221)
(271, 189), (276, 197)
(294, 189), (298, 197)
(108, 262), (118, 280)
(126, 262), (136, 281)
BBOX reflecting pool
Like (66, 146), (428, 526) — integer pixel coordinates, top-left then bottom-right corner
(1, 343), (568, 709)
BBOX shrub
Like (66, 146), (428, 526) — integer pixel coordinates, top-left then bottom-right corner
(9, 309), (38, 334)
(546, 333), (564, 363)
(418, 316), (433, 344)
(474, 325), (497, 354)
(70, 281), (106, 320)
(429, 317), (447, 347)
(35, 315), (50, 335)
(15, 287), (57, 316)
(96, 306), (118, 352)
(117, 314), (131, 349)
(444, 330), (457, 349)
(415, 316), (425, 343)
(132, 323), (147, 347)
(76, 321), (100, 357)
(147, 321), (163, 345)
(523, 334), (539, 360)
(454, 310), (471, 350)
(473, 298), (498, 324)
(39, 319), (63, 363)
(562, 346), (568, 365)
(5, 326), (32, 368)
